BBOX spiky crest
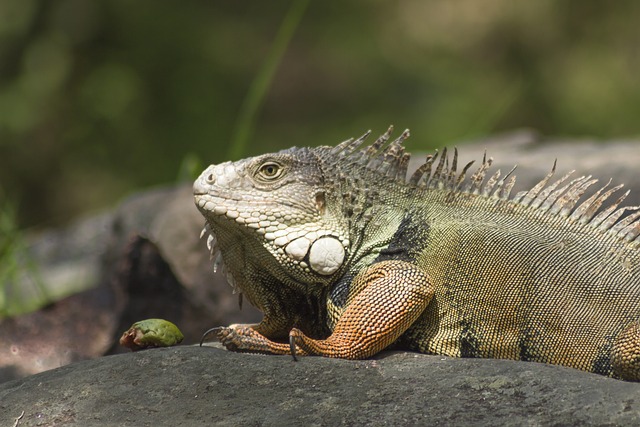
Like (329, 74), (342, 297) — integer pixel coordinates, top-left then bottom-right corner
(325, 128), (640, 245)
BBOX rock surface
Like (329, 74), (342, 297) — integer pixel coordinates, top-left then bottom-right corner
(0, 187), (261, 382)
(1, 344), (640, 426)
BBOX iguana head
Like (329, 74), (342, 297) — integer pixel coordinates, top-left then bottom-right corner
(193, 145), (352, 295)
(194, 127), (446, 301)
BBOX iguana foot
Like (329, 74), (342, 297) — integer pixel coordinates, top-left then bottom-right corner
(290, 260), (433, 359)
(200, 323), (304, 356)
(611, 321), (640, 381)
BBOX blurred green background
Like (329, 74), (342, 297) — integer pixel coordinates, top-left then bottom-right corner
(2, 0), (640, 230)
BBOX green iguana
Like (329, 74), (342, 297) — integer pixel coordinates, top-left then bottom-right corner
(193, 127), (640, 380)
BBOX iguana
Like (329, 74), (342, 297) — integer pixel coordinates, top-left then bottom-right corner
(193, 127), (640, 380)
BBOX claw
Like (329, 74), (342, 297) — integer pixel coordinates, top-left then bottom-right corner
(200, 227), (207, 239)
(200, 326), (224, 346)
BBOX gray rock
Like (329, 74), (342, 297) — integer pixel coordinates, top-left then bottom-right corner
(1, 344), (639, 426)
(0, 186), (261, 382)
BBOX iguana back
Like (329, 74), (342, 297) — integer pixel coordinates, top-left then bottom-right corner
(395, 188), (640, 376)
(194, 127), (640, 380)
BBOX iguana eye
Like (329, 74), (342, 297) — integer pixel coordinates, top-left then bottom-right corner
(258, 162), (283, 180)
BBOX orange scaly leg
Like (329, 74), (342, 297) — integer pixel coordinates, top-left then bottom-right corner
(290, 260), (434, 359)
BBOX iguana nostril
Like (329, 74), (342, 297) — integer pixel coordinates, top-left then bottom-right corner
(206, 173), (215, 184)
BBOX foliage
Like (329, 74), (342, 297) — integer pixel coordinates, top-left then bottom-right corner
(1, 1), (640, 229)
(229, 0), (310, 160)
(0, 195), (47, 317)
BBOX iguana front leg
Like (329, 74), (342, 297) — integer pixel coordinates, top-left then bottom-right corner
(290, 260), (434, 359)
(611, 321), (640, 381)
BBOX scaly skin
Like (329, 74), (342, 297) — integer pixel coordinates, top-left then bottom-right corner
(194, 127), (640, 380)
